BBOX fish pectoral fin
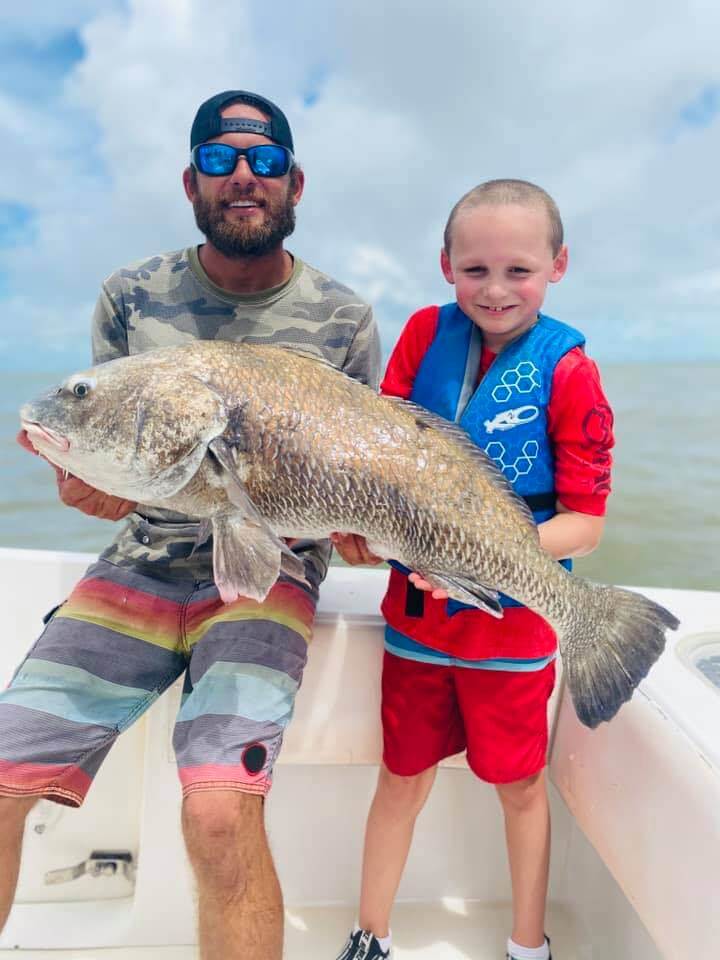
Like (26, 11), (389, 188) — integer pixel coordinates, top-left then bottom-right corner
(420, 572), (504, 619)
(211, 510), (281, 604)
(208, 435), (286, 546)
(208, 438), (310, 598)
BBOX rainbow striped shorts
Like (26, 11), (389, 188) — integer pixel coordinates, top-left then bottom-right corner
(0, 559), (316, 807)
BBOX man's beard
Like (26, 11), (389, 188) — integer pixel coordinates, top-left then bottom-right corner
(192, 186), (296, 258)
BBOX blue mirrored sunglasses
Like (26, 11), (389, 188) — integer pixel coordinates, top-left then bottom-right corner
(191, 142), (294, 178)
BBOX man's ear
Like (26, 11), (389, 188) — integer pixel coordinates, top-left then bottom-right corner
(183, 166), (197, 203)
(290, 166), (305, 205)
(440, 248), (455, 285)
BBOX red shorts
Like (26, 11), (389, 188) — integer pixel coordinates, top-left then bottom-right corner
(381, 651), (556, 784)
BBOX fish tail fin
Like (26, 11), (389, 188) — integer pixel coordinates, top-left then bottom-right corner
(559, 582), (679, 728)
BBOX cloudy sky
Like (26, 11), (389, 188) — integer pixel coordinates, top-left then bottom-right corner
(1, 0), (719, 371)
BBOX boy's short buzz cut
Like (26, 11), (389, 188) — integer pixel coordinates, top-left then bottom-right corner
(443, 179), (564, 256)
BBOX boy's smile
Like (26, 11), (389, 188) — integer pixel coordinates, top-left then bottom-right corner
(441, 203), (568, 352)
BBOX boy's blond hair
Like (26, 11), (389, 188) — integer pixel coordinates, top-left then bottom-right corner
(443, 179), (564, 256)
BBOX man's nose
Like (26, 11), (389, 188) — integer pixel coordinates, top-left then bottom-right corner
(229, 155), (258, 187)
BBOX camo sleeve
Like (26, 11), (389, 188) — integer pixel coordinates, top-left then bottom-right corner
(341, 305), (382, 391)
(91, 282), (129, 365)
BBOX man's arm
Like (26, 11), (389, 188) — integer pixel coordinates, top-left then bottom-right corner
(341, 305), (382, 390)
(18, 284), (138, 521)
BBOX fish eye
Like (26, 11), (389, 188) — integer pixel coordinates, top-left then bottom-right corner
(72, 381), (92, 398)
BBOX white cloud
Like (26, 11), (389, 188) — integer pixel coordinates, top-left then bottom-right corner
(2, 0), (720, 364)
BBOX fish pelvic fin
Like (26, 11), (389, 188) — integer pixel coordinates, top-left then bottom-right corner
(211, 510), (282, 604)
(559, 582), (679, 728)
(419, 571), (503, 619)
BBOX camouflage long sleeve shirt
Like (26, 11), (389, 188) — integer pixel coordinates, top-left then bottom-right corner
(94, 246), (381, 589)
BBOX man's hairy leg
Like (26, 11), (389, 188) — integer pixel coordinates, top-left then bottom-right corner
(182, 791), (283, 960)
(0, 797), (37, 932)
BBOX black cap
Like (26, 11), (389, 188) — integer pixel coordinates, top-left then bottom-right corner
(190, 90), (294, 153)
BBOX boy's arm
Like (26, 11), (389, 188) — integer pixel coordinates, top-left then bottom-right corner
(536, 349), (613, 558)
(408, 504), (607, 599)
(409, 348), (615, 596)
(537, 502), (605, 559)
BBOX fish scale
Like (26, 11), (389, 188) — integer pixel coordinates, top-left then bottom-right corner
(20, 340), (679, 728)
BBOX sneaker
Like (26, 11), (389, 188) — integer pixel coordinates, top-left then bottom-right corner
(336, 928), (391, 960)
(506, 935), (551, 959)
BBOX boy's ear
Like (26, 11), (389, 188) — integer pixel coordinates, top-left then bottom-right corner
(551, 245), (569, 282)
(440, 248), (455, 284)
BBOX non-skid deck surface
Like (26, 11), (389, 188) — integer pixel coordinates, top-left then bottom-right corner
(0, 902), (583, 959)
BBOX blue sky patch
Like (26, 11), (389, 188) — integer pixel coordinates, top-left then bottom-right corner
(0, 202), (35, 248)
(677, 85), (720, 131)
(0, 30), (85, 99)
(302, 65), (329, 108)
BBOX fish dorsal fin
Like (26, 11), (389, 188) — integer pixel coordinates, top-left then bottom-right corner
(383, 395), (536, 528)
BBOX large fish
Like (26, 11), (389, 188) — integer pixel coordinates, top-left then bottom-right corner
(20, 340), (678, 728)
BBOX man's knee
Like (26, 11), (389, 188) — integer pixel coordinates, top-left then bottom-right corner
(182, 791), (267, 889)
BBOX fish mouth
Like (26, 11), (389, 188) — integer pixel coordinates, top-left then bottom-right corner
(21, 420), (70, 453)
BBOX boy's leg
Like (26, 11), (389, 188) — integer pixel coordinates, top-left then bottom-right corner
(496, 770), (550, 949)
(0, 797), (36, 932)
(174, 574), (317, 960)
(350, 650), (465, 942)
(358, 763), (438, 936)
(456, 662), (556, 954)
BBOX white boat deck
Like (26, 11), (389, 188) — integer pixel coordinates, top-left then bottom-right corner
(0, 903), (579, 959)
(1, 549), (719, 959)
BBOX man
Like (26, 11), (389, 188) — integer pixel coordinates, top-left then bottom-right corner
(2, 90), (380, 959)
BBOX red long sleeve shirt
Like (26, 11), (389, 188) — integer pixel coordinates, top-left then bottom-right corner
(379, 306), (615, 659)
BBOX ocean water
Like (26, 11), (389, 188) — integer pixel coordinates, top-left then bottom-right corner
(1, 364), (718, 592)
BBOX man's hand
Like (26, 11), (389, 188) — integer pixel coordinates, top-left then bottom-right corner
(330, 533), (384, 566)
(56, 476), (137, 521)
(16, 429), (137, 521)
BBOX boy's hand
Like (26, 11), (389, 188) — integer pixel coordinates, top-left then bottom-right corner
(408, 571), (449, 600)
(330, 533), (384, 566)
(16, 429), (137, 521)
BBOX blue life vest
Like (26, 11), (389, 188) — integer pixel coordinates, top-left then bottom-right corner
(406, 303), (585, 612)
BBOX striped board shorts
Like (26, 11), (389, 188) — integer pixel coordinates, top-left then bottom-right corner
(0, 559), (316, 807)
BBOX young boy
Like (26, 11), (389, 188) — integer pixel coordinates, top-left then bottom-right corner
(332, 179), (614, 960)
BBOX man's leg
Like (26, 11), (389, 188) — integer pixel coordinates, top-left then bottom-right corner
(0, 797), (37, 932)
(174, 573), (318, 958)
(358, 763), (437, 937)
(496, 769), (551, 950)
(182, 790), (282, 960)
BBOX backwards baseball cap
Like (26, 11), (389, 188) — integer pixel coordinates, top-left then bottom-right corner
(190, 90), (294, 153)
